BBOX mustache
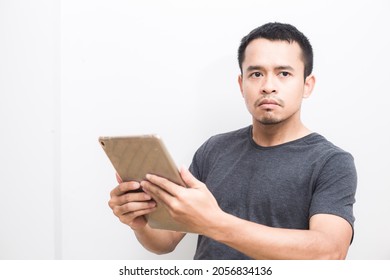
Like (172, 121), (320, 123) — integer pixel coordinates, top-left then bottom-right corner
(254, 95), (285, 107)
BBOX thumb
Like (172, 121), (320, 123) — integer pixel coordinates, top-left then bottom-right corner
(179, 166), (202, 189)
(116, 172), (123, 183)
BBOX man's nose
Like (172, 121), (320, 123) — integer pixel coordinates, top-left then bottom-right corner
(261, 76), (277, 94)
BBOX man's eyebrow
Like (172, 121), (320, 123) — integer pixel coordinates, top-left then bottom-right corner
(275, 65), (295, 71)
(246, 65), (265, 72)
(245, 65), (295, 72)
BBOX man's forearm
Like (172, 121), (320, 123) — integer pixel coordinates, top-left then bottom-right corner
(203, 212), (350, 260)
(133, 225), (186, 255)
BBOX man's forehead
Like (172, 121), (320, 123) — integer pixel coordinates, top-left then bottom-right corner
(243, 38), (304, 69)
(245, 38), (302, 57)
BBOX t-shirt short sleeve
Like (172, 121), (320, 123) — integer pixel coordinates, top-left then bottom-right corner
(309, 151), (357, 229)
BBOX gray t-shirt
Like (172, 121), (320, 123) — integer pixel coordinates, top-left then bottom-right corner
(190, 126), (357, 260)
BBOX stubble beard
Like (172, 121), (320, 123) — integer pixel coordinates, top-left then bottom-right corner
(256, 111), (284, 125)
(253, 96), (285, 125)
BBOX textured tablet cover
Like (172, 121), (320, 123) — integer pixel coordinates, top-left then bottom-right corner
(99, 135), (186, 231)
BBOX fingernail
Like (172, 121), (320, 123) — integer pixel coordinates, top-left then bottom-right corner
(141, 184), (149, 193)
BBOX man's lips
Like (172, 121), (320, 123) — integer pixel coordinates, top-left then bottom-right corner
(256, 98), (282, 107)
(259, 99), (280, 106)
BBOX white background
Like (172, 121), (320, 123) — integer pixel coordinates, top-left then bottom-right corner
(1, 0), (389, 260)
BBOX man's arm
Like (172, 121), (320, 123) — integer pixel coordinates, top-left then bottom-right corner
(204, 212), (352, 259)
(141, 167), (352, 259)
(109, 178), (186, 254)
(133, 224), (186, 255)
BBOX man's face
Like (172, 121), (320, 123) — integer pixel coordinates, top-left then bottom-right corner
(238, 38), (314, 126)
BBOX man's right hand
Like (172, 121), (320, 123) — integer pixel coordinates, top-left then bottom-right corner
(108, 174), (156, 230)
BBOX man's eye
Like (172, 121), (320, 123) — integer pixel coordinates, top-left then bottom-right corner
(251, 72), (262, 78)
(279, 71), (290, 77)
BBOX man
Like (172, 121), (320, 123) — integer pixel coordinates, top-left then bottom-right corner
(108, 22), (357, 259)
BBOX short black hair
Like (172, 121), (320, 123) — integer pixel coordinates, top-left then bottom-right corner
(238, 22), (313, 78)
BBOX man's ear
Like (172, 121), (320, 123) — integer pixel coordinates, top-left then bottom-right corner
(238, 74), (244, 97)
(303, 74), (316, 99)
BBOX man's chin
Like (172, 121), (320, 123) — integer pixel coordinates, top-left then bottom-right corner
(257, 118), (283, 126)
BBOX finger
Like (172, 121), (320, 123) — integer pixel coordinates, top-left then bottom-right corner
(143, 174), (181, 196)
(140, 179), (175, 206)
(116, 191), (152, 206)
(113, 200), (156, 216)
(109, 189), (151, 209)
(179, 166), (202, 189)
(110, 181), (141, 197)
(119, 207), (156, 226)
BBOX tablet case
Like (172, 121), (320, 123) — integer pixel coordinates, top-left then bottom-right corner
(99, 135), (187, 231)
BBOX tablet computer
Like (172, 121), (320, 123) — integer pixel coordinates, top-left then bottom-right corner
(98, 134), (186, 231)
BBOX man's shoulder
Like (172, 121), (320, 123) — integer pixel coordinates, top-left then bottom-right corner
(207, 126), (251, 144)
(306, 133), (349, 150)
(303, 133), (355, 163)
(194, 126), (251, 158)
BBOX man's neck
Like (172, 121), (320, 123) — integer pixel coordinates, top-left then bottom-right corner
(251, 119), (311, 147)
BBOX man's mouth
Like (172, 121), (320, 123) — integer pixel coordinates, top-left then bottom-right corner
(255, 98), (283, 109)
(259, 99), (280, 106)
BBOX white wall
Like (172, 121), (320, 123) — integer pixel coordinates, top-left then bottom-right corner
(0, 0), (60, 259)
(1, 0), (389, 260)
